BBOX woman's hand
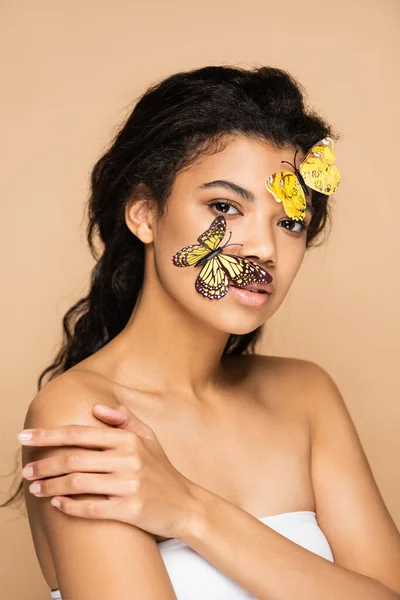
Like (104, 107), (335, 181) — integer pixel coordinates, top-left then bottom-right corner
(18, 404), (198, 540)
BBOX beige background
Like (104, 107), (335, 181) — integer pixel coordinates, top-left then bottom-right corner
(1, 0), (399, 598)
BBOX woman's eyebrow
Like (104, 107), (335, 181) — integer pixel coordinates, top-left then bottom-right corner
(199, 179), (255, 202)
(198, 179), (315, 216)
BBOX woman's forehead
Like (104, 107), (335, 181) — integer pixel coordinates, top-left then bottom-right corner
(175, 136), (303, 187)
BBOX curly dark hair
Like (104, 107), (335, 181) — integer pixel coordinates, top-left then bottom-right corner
(1, 64), (339, 509)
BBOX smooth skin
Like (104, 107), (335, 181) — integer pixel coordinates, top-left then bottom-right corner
(21, 403), (199, 540)
(21, 135), (400, 599)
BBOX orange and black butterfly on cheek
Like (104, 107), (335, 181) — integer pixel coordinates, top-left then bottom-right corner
(172, 215), (273, 300)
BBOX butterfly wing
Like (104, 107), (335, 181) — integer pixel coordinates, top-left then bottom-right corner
(217, 253), (273, 287)
(265, 171), (306, 222)
(197, 215), (226, 251)
(172, 243), (210, 267)
(172, 215), (226, 267)
(299, 136), (340, 194)
(195, 256), (230, 299)
(195, 253), (273, 299)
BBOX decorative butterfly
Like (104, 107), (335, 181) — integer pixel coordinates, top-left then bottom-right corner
(172, 215), (273, 300)
(265, 136), (340, 222)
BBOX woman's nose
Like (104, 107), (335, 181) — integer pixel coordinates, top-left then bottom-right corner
(237, 224), (277, 267)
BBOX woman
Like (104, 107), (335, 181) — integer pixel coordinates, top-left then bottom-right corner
(8, 66), (400, 598)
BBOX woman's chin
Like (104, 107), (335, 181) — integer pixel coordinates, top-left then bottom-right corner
(219, 298), (274, 334)
(178, 288), (275, 334)
(226, 323), (265, 336)
(212, 311), (269, 336)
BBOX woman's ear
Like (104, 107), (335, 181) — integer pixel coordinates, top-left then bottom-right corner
(124, 186), (156, 244)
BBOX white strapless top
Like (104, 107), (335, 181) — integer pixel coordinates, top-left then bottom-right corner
(50, 510), (334, 599)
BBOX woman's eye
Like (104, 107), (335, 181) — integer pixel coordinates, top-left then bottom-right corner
(208, 202), (309, 233)
(279, 219), (308, 233)
(208, 201), (241, 215)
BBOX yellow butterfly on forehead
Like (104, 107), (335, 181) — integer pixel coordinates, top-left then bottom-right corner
(172, 215), (273, 300)
(265, 136), (341, 222)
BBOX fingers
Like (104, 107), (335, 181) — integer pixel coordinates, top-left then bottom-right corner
(28, 473), (139, 498)
(50, 495), (133, 521)
(17, 424), (136, 449)
(92, 404), (130, 426)
(22, 450), (127, 481)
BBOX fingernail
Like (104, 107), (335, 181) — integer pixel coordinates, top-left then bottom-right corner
(18, 430), (32, 442)
(29, 482), (41, 494)
(22, 465), (33, 478)
(51, 498), (61, 508)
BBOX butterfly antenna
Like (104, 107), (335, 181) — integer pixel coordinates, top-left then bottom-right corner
(222, 230), (243, 250)
(222, 230), (233, 246)
(280, 160), (295, 169)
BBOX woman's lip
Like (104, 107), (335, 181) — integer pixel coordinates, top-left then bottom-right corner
(228, 285), (271, 308)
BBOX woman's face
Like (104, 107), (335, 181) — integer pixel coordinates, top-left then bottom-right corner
(146, 135), (313, 335)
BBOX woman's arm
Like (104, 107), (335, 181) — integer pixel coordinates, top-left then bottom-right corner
(177, 360), (400, 600)
(23, 374), (178, 600)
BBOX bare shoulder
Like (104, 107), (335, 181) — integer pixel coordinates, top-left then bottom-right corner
(247, 354), (365, 441)
(250, 355), (340, 415)
(223, 352), (324, 415)
(249, 357), (400, 594)
(23, 370), (121, 487)
(23, 371), (178, 599)
(25, 369), (119, 421)
(238, 352), (361, 438)
(223, 351), (322, 380)
(242, 352), (325, 382)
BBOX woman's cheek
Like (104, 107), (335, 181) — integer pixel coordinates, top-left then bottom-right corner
(160, 251), (198, 300)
